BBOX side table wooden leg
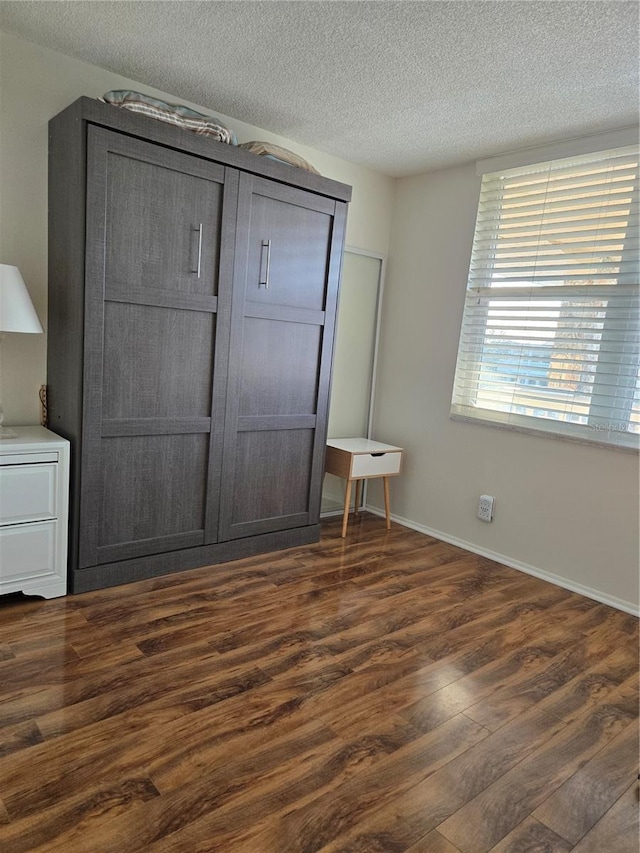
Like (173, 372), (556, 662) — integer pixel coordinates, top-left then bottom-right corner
(342, 479), (352, 538)
(383, 476), (391, 530)
(354, 479), (362, 515)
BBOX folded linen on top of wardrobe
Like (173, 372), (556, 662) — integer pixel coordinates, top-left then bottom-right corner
(102, 90), (238, 145)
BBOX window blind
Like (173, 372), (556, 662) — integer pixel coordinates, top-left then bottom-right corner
(451, 145), (640, 450)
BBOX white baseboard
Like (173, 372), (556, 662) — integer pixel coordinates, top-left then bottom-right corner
(365, 505), (639, 617)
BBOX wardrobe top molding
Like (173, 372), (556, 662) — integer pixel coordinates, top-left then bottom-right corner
(51, 97), (352, 202)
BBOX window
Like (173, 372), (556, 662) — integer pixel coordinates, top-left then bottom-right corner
(451, 144), (639, 450)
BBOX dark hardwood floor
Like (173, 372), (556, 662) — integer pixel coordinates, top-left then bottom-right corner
(0, 513), (637, 852)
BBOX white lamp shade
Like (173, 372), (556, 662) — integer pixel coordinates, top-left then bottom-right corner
(0, 264), (43, 333)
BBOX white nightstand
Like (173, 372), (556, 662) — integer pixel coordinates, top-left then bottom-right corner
(325, 438), (403, 537)
(0, 426), (70, 599)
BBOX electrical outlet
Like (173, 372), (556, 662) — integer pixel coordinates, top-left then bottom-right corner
(478, 494), (494, 522)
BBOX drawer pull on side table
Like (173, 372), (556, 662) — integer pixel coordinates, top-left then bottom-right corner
(325, 438), (403, 538)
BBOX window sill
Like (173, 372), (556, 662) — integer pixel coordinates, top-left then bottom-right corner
(449, 410), (640, 454)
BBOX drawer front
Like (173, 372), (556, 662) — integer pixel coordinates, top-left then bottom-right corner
(351, 451), (402, 478)
(0, 451), (59, 466)
(0, 463), (57, 525)
(0, 521), (58, 584)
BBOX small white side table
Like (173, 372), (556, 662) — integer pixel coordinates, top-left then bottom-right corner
(0, 426), (70, 599)
(325, 438), (403, 538)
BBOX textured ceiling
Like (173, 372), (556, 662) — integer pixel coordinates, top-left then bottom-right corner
(1, 1), (638, 177)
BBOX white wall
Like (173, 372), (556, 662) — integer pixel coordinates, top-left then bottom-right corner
(0, 31), (395, 425)
(370, 162), (639, 612)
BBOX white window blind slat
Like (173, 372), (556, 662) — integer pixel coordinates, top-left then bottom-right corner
(480, 171), (640, 203)
(472, 245), (638, 261)
(475, 204), (638, 230)
(480, 193), (638, 220)
(481, 179), (638, 203)
(451, 144), (640, 450)
(472, 224), (638, 246)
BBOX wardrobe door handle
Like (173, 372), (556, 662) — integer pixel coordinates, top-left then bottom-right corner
(259, 239), (271, 289)
(196, 224), (203, 279)
(191, 224), (203, 277)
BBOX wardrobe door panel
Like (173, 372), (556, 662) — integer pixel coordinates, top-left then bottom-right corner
(79, 127), (237, 568)
(239, 318), (321, 417)
(245, 195), (332, 310)
(105, 149), (223, 298)
(231, 429), (314, 535)
(219, 175), (347, 541)
(102, 303), (215, 420)
(98, 434), (209, 562)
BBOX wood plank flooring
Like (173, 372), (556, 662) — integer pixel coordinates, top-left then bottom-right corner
(0, 513), (637, 852)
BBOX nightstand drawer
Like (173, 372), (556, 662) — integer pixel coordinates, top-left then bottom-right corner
(0, 521), (58, 584)
(351, 450), (402, 478)
(0, 463), (57, 525)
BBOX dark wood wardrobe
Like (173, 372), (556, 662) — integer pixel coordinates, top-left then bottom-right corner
(47, 97), (351, 592)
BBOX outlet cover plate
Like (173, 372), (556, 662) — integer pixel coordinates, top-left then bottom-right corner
(478, 494), (494, 522)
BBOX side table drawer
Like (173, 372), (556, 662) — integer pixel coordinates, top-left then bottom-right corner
(351, 450), (402, 478)
(0, 463), (57, 525)
(0, 520), (58, 585)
